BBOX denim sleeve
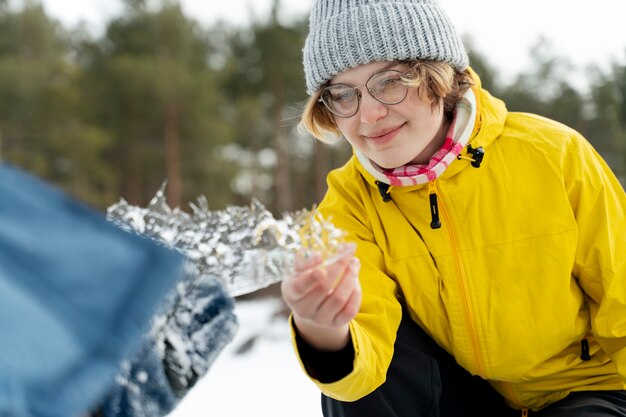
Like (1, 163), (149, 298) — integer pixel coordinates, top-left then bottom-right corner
(0, 164), (185, 417)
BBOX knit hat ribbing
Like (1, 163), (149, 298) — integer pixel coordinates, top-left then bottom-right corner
(303, 0), (469, 95)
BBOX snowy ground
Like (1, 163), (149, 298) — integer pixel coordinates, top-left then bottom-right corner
(168, 297), (322, 417)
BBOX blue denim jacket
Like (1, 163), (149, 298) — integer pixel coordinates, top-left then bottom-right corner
(0, 164), (236, 417)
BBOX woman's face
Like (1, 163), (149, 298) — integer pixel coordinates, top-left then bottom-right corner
(329, 61), (448, 169)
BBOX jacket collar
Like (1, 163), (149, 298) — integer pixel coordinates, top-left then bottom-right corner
(354, 67), (508, 191)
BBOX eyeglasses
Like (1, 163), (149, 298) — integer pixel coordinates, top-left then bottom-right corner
(318, 69), (410, 118)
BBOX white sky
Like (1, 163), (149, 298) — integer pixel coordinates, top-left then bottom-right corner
(36, 0), (626, 86)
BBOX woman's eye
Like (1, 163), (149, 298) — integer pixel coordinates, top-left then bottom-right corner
(380, 77), (402, 88)
(332, 90), (356, 102)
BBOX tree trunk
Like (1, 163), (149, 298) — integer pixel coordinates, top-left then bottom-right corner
(313, 140), (329, 203)
(121, 124), (142, 205)
(272, 73), (292, 213)
(273, 123), (292, 213)
(164, 101), (183, 208)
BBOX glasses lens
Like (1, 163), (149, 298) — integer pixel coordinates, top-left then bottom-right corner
(321, 85), (359, 117)
(367, 70), (408, 104)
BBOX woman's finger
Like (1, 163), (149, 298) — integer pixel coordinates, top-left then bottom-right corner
(333, 280), (362, 326)
(284, 267), (329, 306)
(318, 257), (361, 320)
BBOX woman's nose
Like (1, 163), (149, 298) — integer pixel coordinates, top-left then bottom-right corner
(359, 92), (387, 124)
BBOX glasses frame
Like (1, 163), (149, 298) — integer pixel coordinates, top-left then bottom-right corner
(317, 69), (410, 118)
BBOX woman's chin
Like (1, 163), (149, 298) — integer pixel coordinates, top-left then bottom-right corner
(373, 156), (413, 170)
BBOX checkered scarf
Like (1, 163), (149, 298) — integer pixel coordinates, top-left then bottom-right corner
(356, 88), (477, 187)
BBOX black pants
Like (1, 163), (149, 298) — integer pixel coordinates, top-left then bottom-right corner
(321, 312), (516, 417)
(321, 313), (626, 417)
(533, 391), (626, 416)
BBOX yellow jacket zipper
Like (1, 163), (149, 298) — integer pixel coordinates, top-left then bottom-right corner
(500, 381), (525, 411)
(433, 180), (486, 377)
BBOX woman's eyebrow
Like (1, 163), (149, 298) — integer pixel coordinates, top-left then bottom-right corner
(329, 61), (402, 86)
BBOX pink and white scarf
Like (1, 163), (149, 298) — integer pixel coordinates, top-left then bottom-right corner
(356, 88), (477, 187)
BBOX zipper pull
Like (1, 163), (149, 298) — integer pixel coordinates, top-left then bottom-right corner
(580, 338), (591, 361)
(428, 182), (441, 229)
(375, 181), (392, 202)
(521, 409), (529, 417)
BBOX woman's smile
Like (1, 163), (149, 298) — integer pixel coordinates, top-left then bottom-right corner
(363, 123), (405, 143)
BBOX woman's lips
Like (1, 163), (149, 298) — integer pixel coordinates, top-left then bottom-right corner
(365, 124), (404, 142)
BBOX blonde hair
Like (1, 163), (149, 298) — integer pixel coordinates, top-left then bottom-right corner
(300, 60), (473, 143)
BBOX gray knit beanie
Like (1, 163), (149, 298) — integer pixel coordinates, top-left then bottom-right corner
(303, 0), (469, 95)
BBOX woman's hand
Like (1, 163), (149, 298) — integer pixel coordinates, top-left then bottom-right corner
(281, 243), (362, 351)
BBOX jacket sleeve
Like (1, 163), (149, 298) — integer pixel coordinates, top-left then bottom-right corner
(565, 133), (626, 380)
(290, 163), (404, 402)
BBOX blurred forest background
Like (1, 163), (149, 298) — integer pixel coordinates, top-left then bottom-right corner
(1, 0), (625, 215)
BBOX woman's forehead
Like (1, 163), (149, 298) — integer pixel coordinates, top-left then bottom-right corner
(330, 61), (405, 85)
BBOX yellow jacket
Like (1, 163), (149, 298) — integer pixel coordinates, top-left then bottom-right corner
(293, 72), (626, 411)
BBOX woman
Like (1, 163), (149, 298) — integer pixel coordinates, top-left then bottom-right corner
(281, 0), (626, 416)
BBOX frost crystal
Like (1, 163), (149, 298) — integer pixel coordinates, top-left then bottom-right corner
(107, 184), (346, 296)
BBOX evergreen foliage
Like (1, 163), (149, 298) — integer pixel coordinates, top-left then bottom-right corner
(0, 1), (623, 212)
